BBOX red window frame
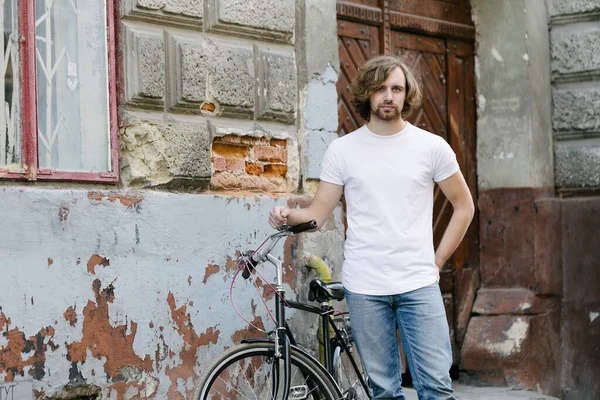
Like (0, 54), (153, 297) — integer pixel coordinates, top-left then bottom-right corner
(0, 0), (119, 183)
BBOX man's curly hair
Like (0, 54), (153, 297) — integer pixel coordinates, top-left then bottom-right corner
(351, 55), (422, 121)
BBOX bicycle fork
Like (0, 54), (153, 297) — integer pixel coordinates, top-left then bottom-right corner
(268, 254), (292, 399)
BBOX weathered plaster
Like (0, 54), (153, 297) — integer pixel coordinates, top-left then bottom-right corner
(472, 0), (554, 189)
(0, 187), (345, 398)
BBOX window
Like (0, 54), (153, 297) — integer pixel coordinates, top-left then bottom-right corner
(0, 0), (118, 182)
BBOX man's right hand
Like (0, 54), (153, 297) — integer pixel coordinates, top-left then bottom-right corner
(269, 206), (291, 229)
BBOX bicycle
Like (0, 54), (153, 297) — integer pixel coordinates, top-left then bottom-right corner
(193, 220), (372, 400)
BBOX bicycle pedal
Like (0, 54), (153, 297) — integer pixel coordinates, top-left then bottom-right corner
(289, 385), (309, 399)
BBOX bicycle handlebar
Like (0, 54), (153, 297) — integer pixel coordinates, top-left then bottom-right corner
(240, 220), (318, 279)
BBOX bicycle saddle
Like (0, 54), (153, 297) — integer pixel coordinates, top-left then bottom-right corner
(308, 279), (345, 302)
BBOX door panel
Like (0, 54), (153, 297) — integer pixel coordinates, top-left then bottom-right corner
(337, 20), (380, 135)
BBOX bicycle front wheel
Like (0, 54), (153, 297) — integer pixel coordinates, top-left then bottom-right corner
(194, 342), (341, 400)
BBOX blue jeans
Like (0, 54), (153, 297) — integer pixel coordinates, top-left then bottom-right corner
(345, 283), (454, 400)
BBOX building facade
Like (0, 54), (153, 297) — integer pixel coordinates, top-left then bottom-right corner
(0, 0), (598, 399)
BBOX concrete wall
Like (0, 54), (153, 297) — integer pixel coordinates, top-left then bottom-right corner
(0, 1), (344, 398)
(465, 0), (562, 395)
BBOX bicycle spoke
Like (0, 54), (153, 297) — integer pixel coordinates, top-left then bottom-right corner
(242, 356), (263, 400)
(215, 375), (251, 400)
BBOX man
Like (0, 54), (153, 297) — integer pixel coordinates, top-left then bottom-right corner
(269, 55), (474, 400)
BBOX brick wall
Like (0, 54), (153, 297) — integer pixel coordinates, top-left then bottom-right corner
(211, 135), (290, 191)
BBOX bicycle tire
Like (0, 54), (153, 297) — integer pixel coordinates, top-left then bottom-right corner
(194, 342), (342, 400)
(331, 318), (371, 399)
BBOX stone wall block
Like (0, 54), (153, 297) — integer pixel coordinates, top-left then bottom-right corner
(479, 189), (537, 288)
(122, 0), (203, 30)
(552, 87), (600, 133)
(555, 138), (600, 188)
(122, 22), (165, 110)
(549, 0), (600, 18)
(167, 35), (256, 117)
(165, 33), (213, 112)
(206, 40), (255, 119)
(473, 288), (558, 315)
(551, 26), (600, 78)
(560, 197), (600, 400)
(120, 113), (211, 189)
(255, 47), (297, 124)
(205, 0), (294, 44)
(460, 312), (561, 395)
(532, 198), (562, 295)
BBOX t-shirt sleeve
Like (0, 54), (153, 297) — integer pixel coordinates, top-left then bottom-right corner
(432, 137), (460, 182)
(319, 140), (344, 186)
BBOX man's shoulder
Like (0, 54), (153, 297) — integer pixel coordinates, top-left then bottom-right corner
(329, 126), (367, 148)
(409, 125), (448, 146)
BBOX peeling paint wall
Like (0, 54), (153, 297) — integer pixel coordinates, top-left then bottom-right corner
(0, 188), (344, 398)
(0, 0), (344, 398)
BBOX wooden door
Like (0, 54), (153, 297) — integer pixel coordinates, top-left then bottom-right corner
(336, 0), (478, 370)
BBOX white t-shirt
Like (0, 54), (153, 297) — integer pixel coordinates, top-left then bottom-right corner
(320, 123), (460, 295)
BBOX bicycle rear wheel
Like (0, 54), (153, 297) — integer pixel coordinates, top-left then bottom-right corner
(332, 317), (371, 399)
(194, 342), (341, 400)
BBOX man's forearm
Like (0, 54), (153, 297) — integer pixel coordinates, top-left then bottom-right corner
(286, 207), (316, 226)
(434, 208), (473, 268)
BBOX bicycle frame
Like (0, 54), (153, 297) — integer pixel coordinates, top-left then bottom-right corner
(244, 227), (370, 399)
(284, 300), (370, 397)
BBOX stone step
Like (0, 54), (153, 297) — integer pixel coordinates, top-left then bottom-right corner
(403, 383), (561, 399)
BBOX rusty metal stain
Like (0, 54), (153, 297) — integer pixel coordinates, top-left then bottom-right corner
(87, 254), (110, 274)
(165, 292), (220, 399)
(66, 280), (153, 379)
(63, 306), (77, 327)
(87, 191), (144, 207)
(203, 264), (220, 284)
(0, 311), (57, 381)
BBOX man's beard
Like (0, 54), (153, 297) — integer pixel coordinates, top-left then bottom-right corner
(371, 103), (401, 122)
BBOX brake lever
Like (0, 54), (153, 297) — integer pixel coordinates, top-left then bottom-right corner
(277, 224), (290, 232)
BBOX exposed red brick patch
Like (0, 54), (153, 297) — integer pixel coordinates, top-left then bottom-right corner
(87, 192), (144, 207)
(211, 173), (284, 192)
(64, 306), (77, 327)
(48, 258), (53, 267)
(283, 236), (297, 292)
(253, 145), (287, 163)
(87, 254), (110, 274)
(201, 102), (216, 112)
(66, 280), (153, 379)
(203, 264), (220, 284)
(245, 162), (263, 175)
(212, 142), (249, 159)
(166, 293), (220, 399)
(270, 138), (287, 147)
(264, 164), (288, 177)
(76, 258), (81, 265)
(225, 158), (246, 172)
(0, 311), (57, 381)
(219, 135), (242, 144)
(212, 156), (227, 172)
